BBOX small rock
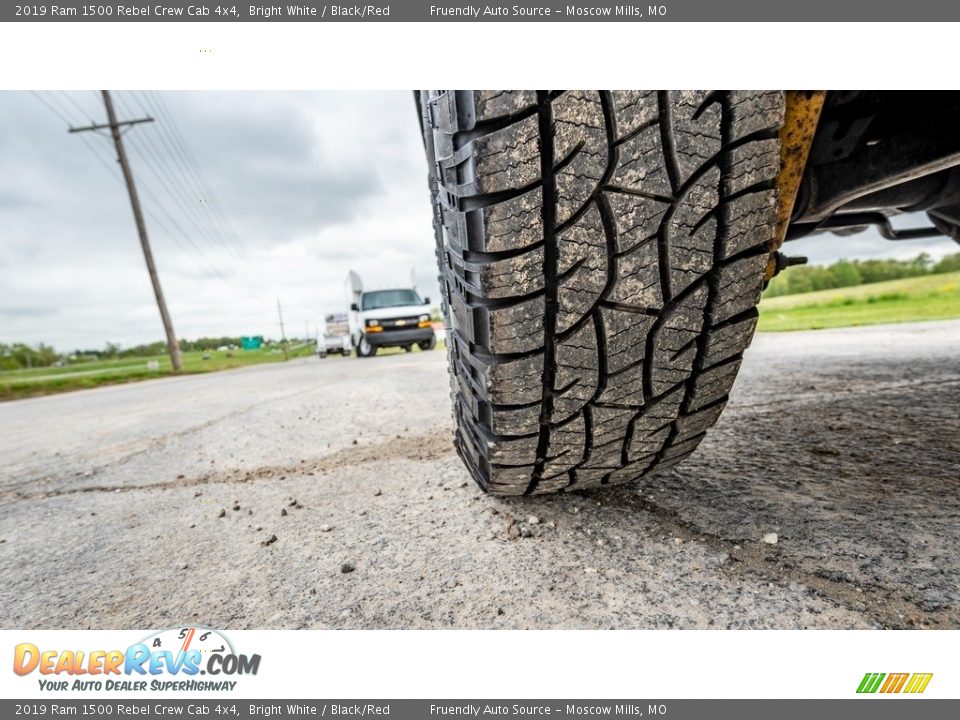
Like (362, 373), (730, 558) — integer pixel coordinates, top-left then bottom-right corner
(445, 579), (457, 589)
(233, 504), (240, 511)
(569, 506), (580, 514)
(673, 537), (683, 545)
(519, 525), (533, 538)
(280, 509), (288, 517)
(340, 561), (356, 574)
(359, 510), (367, 517)
(261, 534), (278, 547)
(288, 499), (298, 507)
(762, 532), (779, 545)
(810, 446), (840, 456)
(309, 588), (316, 595)
(496, 607), (505, 616)
(527, 515), (540, 525)
(181, 564), (189, 570)
(217, 509), (226, 518)
(352, 439), (358, 445)
(373, 489), (382, 497)
(319, 524), (334, 533)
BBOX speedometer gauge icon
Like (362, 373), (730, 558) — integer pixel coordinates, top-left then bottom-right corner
(140, 626), (234, 659)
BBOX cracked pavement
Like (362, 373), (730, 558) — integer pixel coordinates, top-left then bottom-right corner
(1, 320), (958, 629)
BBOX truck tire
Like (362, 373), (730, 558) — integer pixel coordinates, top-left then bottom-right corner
(419, 91), (784, 495)
(356, 335), (377, 358)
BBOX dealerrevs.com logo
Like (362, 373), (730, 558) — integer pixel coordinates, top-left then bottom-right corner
(13, 627), (260, 692)
(857, 673), (933, 694)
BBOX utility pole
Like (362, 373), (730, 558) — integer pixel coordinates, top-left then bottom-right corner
(304, 319), (310, 345)
(71, 91), (182, 372)
(277, 297), (289, 361)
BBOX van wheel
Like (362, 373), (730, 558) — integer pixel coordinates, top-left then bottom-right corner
(419, 336), (436, 351)
(419, 90), (784, 495)
(357, 336), (377, 358)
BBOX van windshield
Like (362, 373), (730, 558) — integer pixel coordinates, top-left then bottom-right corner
(361, 289), (423, 311)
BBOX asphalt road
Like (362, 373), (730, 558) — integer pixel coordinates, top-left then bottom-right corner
(1, 321), (958, 629)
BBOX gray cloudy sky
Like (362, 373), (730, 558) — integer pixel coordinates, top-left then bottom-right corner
(2, 91), (958, 351)
(2, 91), (436, 351)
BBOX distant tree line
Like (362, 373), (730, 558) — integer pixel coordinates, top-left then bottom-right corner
(765, 252), (960, 297)
(0, 336), (287, 372)
(0, 343), (60, 371)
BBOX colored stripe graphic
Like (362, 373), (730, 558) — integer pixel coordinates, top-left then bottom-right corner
(904, 673), (934, 694)
(857, 673), (885, 693)
(857, 672), (932, 694)
(880, 673), (909, 693)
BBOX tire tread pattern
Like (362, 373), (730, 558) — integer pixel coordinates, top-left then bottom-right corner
(421, 90), (784, 495)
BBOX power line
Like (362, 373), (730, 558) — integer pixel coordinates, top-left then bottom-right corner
(114, 106), (240, 267)
(121, 92), (256, 284)
(58, 91), (99, 124)
(29, 91), (74, 127)
(140, 91), (249, 258)
(114, 93), (236, 255)
(31, 91), (264, 323)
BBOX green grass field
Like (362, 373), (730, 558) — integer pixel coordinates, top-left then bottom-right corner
(0, 337), (447, 402)
(0, 344), (317, 402)
(758, 271), (960, 332)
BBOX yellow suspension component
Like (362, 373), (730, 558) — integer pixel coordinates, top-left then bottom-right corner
(768, 90), (827, 280)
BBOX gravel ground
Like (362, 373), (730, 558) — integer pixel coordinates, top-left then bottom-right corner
(1, 320), (958, 629)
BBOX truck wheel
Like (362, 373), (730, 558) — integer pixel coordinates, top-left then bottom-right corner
(419, 91), (784, 495)
(419, 336), (436, 351)
(357, 335), (377, 358)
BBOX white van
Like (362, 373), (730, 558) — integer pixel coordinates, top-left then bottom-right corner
(348, 287), (436, 357)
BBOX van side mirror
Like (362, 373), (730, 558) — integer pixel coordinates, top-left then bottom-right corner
(350, 303), (359, 312)
(423, 297), (430, 305)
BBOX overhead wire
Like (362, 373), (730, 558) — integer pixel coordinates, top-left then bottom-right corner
(31, 91), (264, 313)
